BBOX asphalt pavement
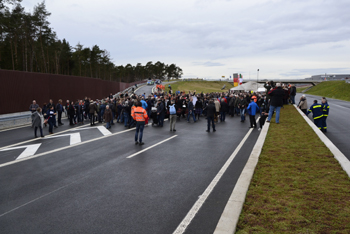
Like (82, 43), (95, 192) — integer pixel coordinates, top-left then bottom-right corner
(296, 93), (350, 160)
(0, 103), (260, 234)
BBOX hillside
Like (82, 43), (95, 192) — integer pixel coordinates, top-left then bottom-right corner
(304, 80), (350, 101)
(168, 81), (234, 93)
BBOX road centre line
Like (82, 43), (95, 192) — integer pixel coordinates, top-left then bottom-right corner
(0, 127), (136, 168)
(172, 127), (255, 234)
(126, 135), (178, 159)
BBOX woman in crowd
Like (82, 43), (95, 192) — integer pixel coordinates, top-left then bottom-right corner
(32, 107), (44, 138)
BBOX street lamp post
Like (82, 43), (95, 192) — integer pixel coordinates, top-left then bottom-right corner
(257, 69), (259, 91)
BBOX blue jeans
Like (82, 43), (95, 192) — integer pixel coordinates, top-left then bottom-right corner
(220, 111), (226, 122)
(267, 106), (282, 123)
(117, 113), (121, 122)
(135, 122), (145, 142)
(187, 110), (196, 122)
(48, 118), (54, 133)
(123, 112), (129, 126)
(111, 112), (115, 124)
(290, 95), (295, 104)
(158, 113), (165, 127)
(240, 109), (246, 121)
(207, 116), (215, 131)
(106, 121), (111, 129)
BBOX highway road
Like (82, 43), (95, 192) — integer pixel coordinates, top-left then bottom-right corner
(1, 87), (348, 233)
(0, 85), (260, 233)
(296, 93), (350, 160)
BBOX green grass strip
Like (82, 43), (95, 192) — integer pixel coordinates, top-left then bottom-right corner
(236, 105), (350, 233)
(168, 81), (234, 93)
(304, 80), (350, 101)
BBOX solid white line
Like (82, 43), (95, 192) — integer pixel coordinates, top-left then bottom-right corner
(127, 135), (178, 159)
(294, 104), (350, 178)
(214, 119), (268, 234)
(0, 128), (136, 168)
(172, 128), (254, 234)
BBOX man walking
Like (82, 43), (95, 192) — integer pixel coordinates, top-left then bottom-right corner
(157, 99), (165, 127)
(266, 83), (284, 124)
(132, 101), (148, 145)
(247, 99), (259, 129)
(56, 99), (64, 126)
(206, 100), (216, 132)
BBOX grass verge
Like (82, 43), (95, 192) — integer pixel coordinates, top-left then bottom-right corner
(236, 105), (350, 233)
(304, 80), (350, 101)
(296, 86), (312, 93)
(169, 81), (234, 93)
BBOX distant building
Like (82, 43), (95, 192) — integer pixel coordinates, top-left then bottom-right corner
(306, 74), (350, 80)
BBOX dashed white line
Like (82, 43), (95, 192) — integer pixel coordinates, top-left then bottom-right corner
(127, 135), (178, 158)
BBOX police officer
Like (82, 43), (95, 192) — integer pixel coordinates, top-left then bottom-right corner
(307, 100), (323, 130)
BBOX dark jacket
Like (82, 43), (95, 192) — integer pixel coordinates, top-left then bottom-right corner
(290, 86), (296, 96)
(103, 108), (113, 122)
(206, 103), (216, 118)
(220, 101), (229, 112)
(195, 100), (203, 109)
(89, 103), (97, 114)
(157, 102), (165, 115)
(268, 87), (284, 107)
(68, 104), (75, 116)
(188, 101), (194, 111)
(237, 98), (248, 109)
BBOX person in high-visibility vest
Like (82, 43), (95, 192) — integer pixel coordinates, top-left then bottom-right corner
(132, 101), (148, 145)
(321, 97), (330, 132)
(307, 100), (323, 130)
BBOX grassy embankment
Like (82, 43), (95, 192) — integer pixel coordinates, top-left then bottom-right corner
(236, 105), (350, 233)
(299, 80), (350, 101)
(169, 81), (234, 93)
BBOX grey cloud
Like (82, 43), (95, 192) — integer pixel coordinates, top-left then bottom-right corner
(193, 61), (225, 67)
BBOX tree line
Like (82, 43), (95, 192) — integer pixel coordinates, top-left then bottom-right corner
(0, 0), (183, 82)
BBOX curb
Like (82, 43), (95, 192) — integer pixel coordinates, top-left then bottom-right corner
(293, 104), (350, 178)
(213, 121), (270, 234)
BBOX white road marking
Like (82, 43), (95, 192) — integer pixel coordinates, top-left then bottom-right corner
(0, 124), (90, 151)
(97, 126), (112, 136)
(0, 144), (42, 160)
(126, 135), (178, 159)
(0, 128), (136, 168)
(0, 175), (87, 218)
(172, 128), (254, 234)
(45, 133), (81, 145)
(71, 126), (112, 136)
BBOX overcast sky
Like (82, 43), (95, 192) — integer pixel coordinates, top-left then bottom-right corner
(21, 0), (350, 80)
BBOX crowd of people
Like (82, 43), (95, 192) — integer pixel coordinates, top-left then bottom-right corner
(28, 81), (329, 141)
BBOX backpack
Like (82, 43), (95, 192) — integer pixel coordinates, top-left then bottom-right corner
(169, 104), (176, 115)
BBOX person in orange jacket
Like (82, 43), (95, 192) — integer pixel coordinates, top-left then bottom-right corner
(132, 101), (148, 145)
